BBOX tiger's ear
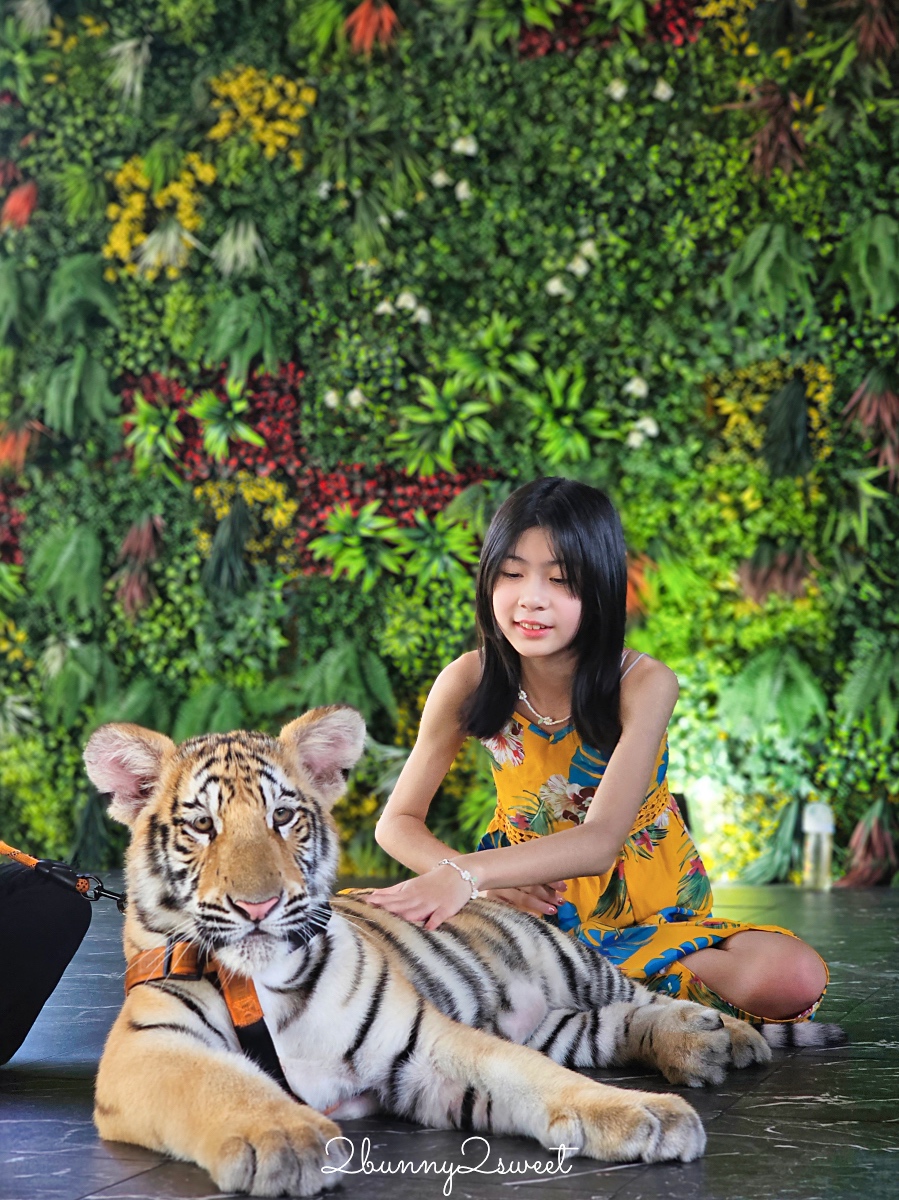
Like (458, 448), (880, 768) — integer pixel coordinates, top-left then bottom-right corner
(279, 706), (366, 809)
(84, 724), (175, 826)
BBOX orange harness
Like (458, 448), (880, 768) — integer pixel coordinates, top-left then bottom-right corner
(125, 937), (297, 1095)
(124, 940), (265, 1026)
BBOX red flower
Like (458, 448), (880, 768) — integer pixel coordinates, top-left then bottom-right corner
(120, 364), (306, 483)
(345, 1), (399, 55)
(633, 829), (655, 854)
(1, 180), (38, 230)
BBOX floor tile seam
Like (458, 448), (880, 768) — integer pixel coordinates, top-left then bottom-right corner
(606, 1161), (653, 1197)
(699, 1056), (792, 1123)
(75, 1159), (169, 1200)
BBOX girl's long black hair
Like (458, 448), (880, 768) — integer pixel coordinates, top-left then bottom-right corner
(463, 477), (627, 753)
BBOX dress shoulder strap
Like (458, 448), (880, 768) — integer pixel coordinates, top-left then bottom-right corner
(620, 651), (647, 681)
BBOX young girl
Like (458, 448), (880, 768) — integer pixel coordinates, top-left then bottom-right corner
(364, 477), (828, 1025)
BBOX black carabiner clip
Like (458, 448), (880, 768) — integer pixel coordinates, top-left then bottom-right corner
(83, 875), (127, 912)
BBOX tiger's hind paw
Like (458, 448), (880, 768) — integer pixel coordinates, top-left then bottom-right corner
(721, 1014), (773, 1068)
(547, 1086), (705, 1164)
(640, 1002), (732, 1087)
(649, 1003), (771, 1086)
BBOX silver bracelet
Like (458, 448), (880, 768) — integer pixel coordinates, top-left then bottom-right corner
(436, 859), (482, 900)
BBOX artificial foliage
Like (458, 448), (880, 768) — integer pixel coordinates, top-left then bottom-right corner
(1, 0), (898, 882)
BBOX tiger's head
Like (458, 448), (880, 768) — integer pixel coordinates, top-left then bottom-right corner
(84, 705), (365, 975)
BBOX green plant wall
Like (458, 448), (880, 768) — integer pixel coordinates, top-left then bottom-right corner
(1, 0), (897, 883)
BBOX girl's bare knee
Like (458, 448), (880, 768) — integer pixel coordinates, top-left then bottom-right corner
(787, 944), (827, 1012)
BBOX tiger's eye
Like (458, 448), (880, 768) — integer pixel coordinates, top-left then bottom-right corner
(272, 806), (295, 828)
(191, 815), (214, 834)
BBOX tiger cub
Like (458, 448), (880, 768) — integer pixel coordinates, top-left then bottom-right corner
(85, 706), (771, 1198)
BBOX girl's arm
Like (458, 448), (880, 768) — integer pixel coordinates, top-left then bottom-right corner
(455, 657), (678, 888)
(371, 651), (565, 918)
(367, 655), (679, 929)
(372, 651), (480, 871)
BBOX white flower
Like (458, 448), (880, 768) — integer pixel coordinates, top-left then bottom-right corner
(430, 168), (452, 188)
(377, 213), (390, 228)
(652, 79), (674, 102)
(623, 375), (649, 400)
(374, 299), (395, 316)
(413, 305), (432, 325)
(537, 774), (585, 820)
(579, 238), (598, 261)
(134, 219), (196, 274)
(316, 179), (333, 199)
(395, 290), (418, 310)
(634, 415), (660, 438)
(454, 179), (472, 202)
(566, 254), (590, 279)
(481, 720), (525, 768)
(606, 78), (628, 102)
(323, 389), (340, 410)
(626, 429), (646, 449)
(393, 208), (407, 220)
(346, 387), (367, 409)
(545, 275), (570, 297)
(211, 218), (265, 278)
(106, 36), (152, 108)
(451, 135), (479, 156)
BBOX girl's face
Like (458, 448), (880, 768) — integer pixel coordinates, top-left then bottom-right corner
(491, 526), (582, 661)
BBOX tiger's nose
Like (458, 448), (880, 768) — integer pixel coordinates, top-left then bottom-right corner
(232, 896), (280, 922)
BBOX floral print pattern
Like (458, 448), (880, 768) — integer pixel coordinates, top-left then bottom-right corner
(480, 719), (525, 769)
(476, 701), (825, 1026)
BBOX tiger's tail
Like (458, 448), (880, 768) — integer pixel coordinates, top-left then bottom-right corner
(760, 1022), (847, 1048)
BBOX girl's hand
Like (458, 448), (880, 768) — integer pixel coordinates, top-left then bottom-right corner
(483, 881), (567, 917)
(362, 864), (473, 930)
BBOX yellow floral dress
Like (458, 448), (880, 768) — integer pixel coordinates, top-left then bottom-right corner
(476, 707), (827, 1025)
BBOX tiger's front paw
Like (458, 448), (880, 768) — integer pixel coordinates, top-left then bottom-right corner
(210, 1108), (342, 1197)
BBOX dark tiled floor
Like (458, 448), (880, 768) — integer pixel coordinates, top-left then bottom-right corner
(2, 883), (897, 1200)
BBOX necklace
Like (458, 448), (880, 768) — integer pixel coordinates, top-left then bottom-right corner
(517, 688), (571, 727)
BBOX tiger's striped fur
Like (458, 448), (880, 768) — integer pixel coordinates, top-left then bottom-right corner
(85, 706), (772, 1199)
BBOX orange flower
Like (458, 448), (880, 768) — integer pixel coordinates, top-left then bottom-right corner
(345, 0), (399, 55)
(626, 551), (654, 617)
(1, 180), (38, 229)
(0, 423), (38, 474)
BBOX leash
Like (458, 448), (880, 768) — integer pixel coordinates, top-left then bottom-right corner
(2, 836), (297, 1099)
(0, 838), (127, 911)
